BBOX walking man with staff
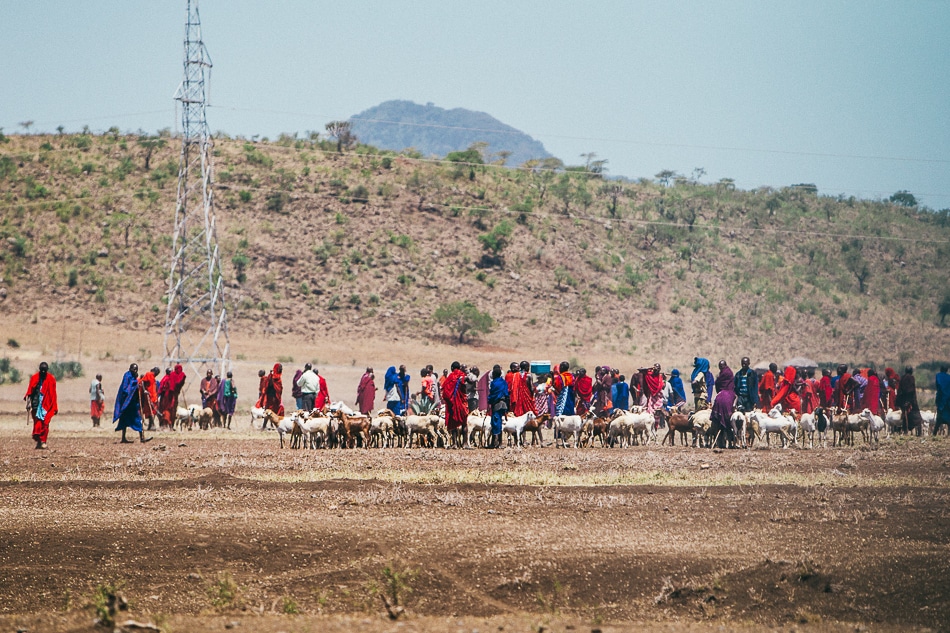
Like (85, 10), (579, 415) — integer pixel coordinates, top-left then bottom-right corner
(114, 363), (152, 444)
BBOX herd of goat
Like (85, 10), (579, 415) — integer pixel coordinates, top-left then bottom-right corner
(196, 401), (942, 450)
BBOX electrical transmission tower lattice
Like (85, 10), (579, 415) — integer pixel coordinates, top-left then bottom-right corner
(163, 0), (230, 378)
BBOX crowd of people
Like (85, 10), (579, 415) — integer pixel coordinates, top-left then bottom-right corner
(20, 357), (950, 450)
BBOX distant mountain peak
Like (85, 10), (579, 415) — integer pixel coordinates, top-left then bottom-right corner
(349, 100), (553, 166)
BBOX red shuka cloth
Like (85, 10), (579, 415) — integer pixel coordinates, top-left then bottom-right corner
(818, 375), (833, 407)
(834, 372), (852, 410)
(642, 369), (663, 397)
(442, 368), (469, 430)
(315, 375), (330, 410)
(25, 372), (58, 443)
(575, 374), (594, 407)
(759, 371), (776, 406)
(262, 364), (284, 416)
(771, 366), (802, 413)
(159, 365), (186, 426)
(864, 375), (881, 415)
(356, 372), (376, 415)
(510, 371), (536, 416)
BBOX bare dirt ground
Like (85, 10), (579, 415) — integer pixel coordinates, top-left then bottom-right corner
(1, 414), (949, 633)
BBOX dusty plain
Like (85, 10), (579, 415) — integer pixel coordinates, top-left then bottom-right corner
(1, 406), (949, 633)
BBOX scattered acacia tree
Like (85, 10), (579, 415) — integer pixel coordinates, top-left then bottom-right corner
(655, 169), (680, 187)
(484, 221), (513, 251)
(841, 239), (871, 293)
(325, 120), (356, 153)
(137, 135), (166, 171)
(716, 177), (736, 193)
(939, 291), (950, 326)
(889, 190), (917, 207)
(433, 301), (494, 344)
(445, 144), (485, 164)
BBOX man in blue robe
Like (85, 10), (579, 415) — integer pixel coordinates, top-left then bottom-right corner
(114, 363), (151, 443)
(488, 365), (509, 449)
(611, 374), (630, 412)
(690, 358), (715, 409)
(934, 365), (950, 436)
(667, 369), (687, 407)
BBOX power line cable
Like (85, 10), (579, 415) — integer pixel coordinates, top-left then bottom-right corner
(207, 104), (950, 166)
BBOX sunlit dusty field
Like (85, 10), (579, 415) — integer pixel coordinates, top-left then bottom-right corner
(1, 414), (948, 633)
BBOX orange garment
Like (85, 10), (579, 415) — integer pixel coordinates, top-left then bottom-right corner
(759, 371), (776, 408)
(138, 370), (158, 418)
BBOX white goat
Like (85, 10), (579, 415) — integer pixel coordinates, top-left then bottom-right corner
(467, 413), (491, 447)
(250, 406), (267, 430)
(264, 410), (299, 448)
(176, 406), (194, 430)
(860, 408), (885, 444)
(503, 411), (536, 447)
(798, 412), (817, 449)
(300, 414), (331, 449)
(554, 414), (589, 448)
(749, 406), (796, 448)
(689, 409), (713, 447)
(369, 415), (394, 448)
(404, 414), (441, 448)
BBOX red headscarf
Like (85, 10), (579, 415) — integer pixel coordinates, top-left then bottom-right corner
(263, 363), (284, 415)
(167, 364), (186, 393)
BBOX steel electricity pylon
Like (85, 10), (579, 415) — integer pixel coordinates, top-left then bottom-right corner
(163, 0), (230, 378)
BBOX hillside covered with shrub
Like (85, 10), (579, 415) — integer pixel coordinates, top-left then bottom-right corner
(1, 130), (948, 369)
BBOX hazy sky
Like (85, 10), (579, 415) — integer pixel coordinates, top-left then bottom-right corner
(3, 1), (948, 208)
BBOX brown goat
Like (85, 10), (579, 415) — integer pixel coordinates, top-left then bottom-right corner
(663, 412), (698, 447)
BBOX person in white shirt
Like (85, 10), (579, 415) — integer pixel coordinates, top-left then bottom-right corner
(296, 363), (319, 411)
(90, 374), (105, 427)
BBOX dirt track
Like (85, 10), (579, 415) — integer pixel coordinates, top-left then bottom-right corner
(1, 417), (948, 632)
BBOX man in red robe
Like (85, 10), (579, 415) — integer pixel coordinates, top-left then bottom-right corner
(833, 364), (853, 411)
(356, 367), (376, 415)
(139, 366), (160, 431)
(158, 365), (186, 428)
(24, 362), (58, 449)
(864, 368), (882, 415)
(314, 368), (331, 410)
(639, 364), (665, 414)
(504, 362), (518, 408)
(758, 363), (778, 411)
(442, 361), (469, 447)
(200, 369), (221, 425)
(884, 367), (899, 410)
(262, 363), (284, 416)
(801, 369), (819, 414)
(510, 361), (536, 416)
(818, 369), (833, 408)
(574, 368), (594, 415)
(771, 366), (802, 414)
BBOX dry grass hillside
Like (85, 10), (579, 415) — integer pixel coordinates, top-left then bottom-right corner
(1, 131), (948, 372)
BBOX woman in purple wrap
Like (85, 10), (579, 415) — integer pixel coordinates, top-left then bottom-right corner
(710, 360), (737, 448)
